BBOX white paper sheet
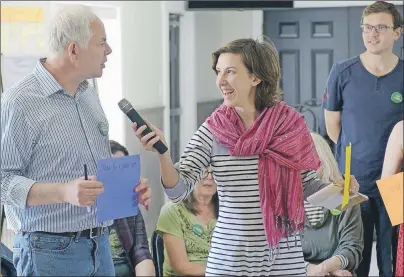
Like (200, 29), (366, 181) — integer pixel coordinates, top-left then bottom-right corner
(307, 183), (368, 210)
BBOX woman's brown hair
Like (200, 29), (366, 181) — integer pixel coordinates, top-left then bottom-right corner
(212, 38), (283, 110)
(183, 192), (219, 219)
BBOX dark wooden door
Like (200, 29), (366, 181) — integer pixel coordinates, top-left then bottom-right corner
(264, 8), (349, 136)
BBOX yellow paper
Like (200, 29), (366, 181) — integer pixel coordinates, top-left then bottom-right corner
(1, 6), (44, 23)
(376, 172), (404, 226)
(341, 143), (351, 209)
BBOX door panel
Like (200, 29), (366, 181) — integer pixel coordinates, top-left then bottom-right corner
(280, 50), (300, 105)
(348, 6), (404, 58)
(169, 14), (181, 164)
(264, 8), (349, 136)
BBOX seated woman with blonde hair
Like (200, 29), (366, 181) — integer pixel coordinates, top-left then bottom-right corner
(157, 166), (218, 276)
(303, 133), (364, 276)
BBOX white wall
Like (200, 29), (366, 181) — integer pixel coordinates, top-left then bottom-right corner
(179, 12), (198, 153)
(96, 16), (123, 144)
(193, 10), (258, 103)
(194, 12), (222, 103)
(0, 1), (51, 55)
(120, 1), (164, 111)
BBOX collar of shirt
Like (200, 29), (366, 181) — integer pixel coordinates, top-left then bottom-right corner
(33, 58), (90, 98)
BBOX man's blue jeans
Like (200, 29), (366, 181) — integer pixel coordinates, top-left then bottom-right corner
(356, 197), (394, 277)
(13, 230), (115, 276)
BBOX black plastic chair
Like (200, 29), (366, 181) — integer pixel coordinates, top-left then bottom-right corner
(1, 242), (16, 276)
(151, 230), (164, 277)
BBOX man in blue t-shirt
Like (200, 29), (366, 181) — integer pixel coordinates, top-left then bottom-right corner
(323, 1), (403, 276)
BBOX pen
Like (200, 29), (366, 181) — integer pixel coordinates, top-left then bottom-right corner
(84, 164), (91, 213)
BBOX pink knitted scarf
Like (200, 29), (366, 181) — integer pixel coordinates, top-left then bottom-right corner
(206, 101), (320, 251)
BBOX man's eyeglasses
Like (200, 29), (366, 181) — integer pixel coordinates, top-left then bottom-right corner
(202, 168), (213, 179)
(361, 24), (395, 33)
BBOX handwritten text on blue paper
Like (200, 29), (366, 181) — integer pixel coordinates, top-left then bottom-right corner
(100, 162), (138, 172)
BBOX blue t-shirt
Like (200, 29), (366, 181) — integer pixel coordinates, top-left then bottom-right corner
(322, 56), (403, 198)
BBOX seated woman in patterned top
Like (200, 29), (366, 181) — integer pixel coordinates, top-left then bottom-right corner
(109, 140), (155, 276)
(303, 133), (364, 277)
(157, 166), (218, 276)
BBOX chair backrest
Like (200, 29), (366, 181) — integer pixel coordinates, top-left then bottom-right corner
(151, 230), (164, 277)
(1, 242), (16, 276)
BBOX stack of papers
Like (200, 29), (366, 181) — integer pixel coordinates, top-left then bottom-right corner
(307, 183), (368, 211)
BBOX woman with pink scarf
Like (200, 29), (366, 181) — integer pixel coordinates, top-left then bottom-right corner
(133, 38), (359, 276)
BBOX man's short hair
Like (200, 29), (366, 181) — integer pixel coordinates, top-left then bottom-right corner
(361, 1), (404, 29)
(48, 5), (98, 55)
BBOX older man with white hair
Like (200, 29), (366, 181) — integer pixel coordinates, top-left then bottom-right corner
(1, 5), (151, 276)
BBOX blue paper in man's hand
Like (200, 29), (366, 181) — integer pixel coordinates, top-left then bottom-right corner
(96, 155), (141, 223)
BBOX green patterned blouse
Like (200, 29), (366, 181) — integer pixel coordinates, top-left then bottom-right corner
(157, 201), (216, 276)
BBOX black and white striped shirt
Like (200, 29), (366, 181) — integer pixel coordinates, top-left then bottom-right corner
(304, 201), (324, 226)
(164, 123), (330, 276)
(1, 59), (113, 233)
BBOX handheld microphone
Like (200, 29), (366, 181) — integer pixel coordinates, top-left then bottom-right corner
(118, 98), (168, 155)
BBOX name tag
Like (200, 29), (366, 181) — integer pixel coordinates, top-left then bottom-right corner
(98, 122), (109, 136)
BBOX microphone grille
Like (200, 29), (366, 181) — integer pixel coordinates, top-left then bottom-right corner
(118, 98), (132, 113)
